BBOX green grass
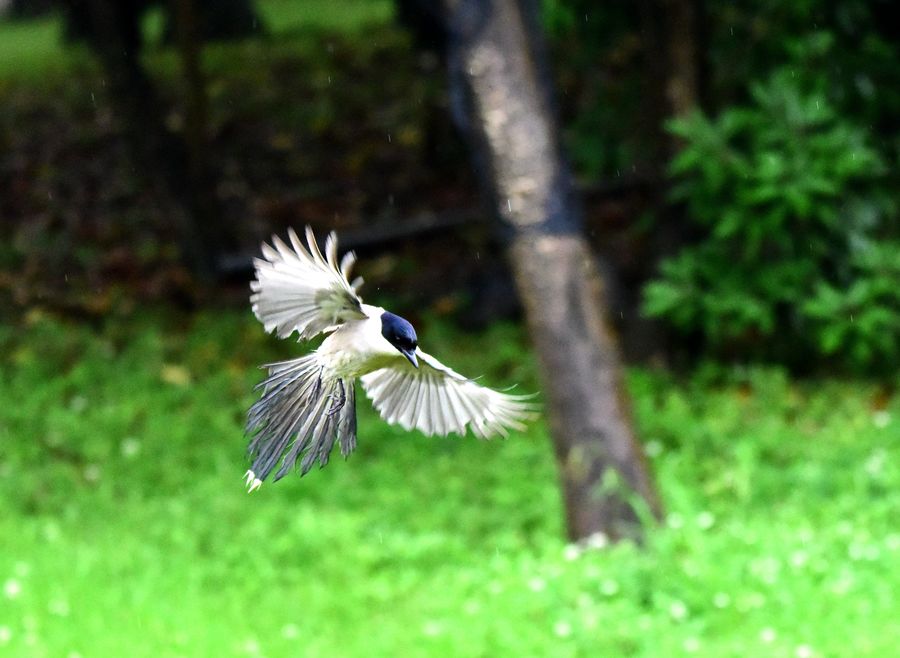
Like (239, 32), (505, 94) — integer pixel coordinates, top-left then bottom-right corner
(1, 310), (898, 657)
(0, 14), (70, 79)
(258, 0), (393, 33)
(0, 0), (393, 81)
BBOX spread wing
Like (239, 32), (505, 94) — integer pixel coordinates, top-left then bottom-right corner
(251, 227), (366, 339)
(360, 350), (538, 439)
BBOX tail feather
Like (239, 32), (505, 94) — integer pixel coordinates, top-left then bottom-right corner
(246, 355), (357, 485)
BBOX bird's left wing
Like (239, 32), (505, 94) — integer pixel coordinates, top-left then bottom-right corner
(251, 227), (366, 339)
(360, 350), (537, 439)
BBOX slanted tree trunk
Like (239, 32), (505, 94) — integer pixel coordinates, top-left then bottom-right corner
(442, 0), (662, 541)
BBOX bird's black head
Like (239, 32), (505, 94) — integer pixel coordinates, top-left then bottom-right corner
(381, 311), (418, 368)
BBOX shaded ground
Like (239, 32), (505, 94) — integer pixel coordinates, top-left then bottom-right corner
(0, 17), (481, 316)
(0, 8), (655, 333)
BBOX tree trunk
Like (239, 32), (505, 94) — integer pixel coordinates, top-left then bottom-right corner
(662, 0), (703, 124)
(171, 0), (221, 272)
(63, 0), (222, 280)
(442, 0), (662, 541)
(633, 0), (705, 361)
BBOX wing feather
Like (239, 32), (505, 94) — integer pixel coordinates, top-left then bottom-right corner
(251, 227), (365, 340)
(360, 350), (537, 439)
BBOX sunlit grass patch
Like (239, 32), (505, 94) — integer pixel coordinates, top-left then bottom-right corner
(0, 0), (394, 82)
(260, 0), (393, 33)
(0, 13), (72, 80)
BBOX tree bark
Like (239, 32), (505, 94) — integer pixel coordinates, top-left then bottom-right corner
(171, 0), (221, 272)
(442, 0), (662, 541)
(662, 0), (703, 123)
(62, 0), (222, 280)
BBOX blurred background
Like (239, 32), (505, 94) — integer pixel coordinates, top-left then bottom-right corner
(1, 1), (898, 656)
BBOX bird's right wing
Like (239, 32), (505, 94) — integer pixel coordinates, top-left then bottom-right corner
(360, 350), (538, 439)
(251, 227), (366, 340)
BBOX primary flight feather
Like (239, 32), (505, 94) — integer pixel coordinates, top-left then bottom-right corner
(244, 227), (536, 490)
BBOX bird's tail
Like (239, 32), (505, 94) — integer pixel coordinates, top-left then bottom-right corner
(245, 354), (357, 488)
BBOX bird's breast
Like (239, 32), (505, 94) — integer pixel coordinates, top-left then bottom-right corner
(317, 319), (400, 378)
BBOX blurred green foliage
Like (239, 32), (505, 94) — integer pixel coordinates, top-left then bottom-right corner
(642, 36), (899, 371)
(1, 311), (898, 656)
(540, 1), (900, 372)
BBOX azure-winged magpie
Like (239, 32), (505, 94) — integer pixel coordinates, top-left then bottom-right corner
(244, 227), (536, 490)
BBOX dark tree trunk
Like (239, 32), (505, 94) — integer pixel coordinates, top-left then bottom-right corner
(60, 0), (222, 279)
(170, 0), (221, 271)
(662, 0), (703, 125)
(164, 0), (265, 42)
(442, 0), (662, 541)
(633, 0), (705, 361)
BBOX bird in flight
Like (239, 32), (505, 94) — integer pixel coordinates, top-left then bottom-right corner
(244, 227), (536, 490)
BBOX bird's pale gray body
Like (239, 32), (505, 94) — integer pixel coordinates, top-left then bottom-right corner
(244, 227), (535, 490)
(317, 304), (403, 378)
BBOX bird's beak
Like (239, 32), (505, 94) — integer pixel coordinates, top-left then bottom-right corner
(401, 349), (418, 369)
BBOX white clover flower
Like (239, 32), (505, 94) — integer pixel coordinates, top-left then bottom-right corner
(3, 579), (21, 599)
(667, 513), (684, 530)
(83, 464), (101, 483)
(600, 579), (620, 596)
(553, 620), (572, 638)
(696, 511), (715, 530)
(713, 592), (731, 608)
(790, 550), (808, 568)
(421, 620), (443, 637)
(120, 437), (141, 458)
(584, 532), (609, 550)
(563, 544), (582, 561)
(795, 644), (815, 658)
(760, 628), (776, 643)
(872, 411), (890, 428)
(527, 576), (546, 592)
(885, 533), (900, 551)
(864, 449), (886, 476)
(668, 600), (688, 621)
(645, 440), (663, 457)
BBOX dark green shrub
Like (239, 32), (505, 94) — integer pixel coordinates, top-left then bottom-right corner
(642, 61), (899, 371)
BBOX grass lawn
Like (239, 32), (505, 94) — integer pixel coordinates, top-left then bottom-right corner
(0, 0), (393, 80)
(1, 309), (898, 657)
(0, 14), (69, 80)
